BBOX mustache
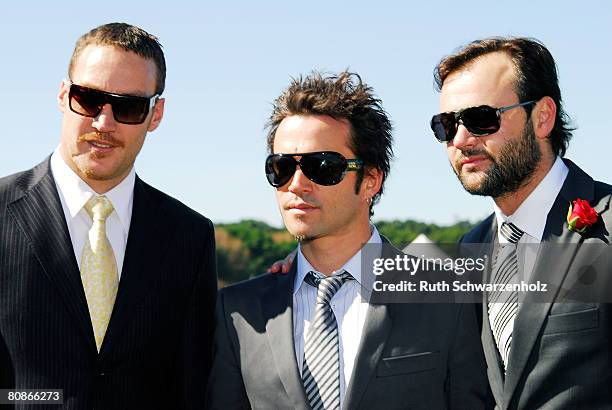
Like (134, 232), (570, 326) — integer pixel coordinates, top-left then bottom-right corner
(78, 132), (124, 148)
(456, 148), (494, 163)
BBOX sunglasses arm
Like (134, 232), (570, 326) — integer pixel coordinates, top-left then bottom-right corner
(346, 159), (364, 171)
(497, 100), (536, 114)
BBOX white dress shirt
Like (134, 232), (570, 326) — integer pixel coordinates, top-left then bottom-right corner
(50, 148), (135, 278)
(493, 156), (569, 284)
(293, 226), (382, 408)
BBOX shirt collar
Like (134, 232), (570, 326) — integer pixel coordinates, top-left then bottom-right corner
(50, 147), (135, 235)
(293, 225), (382, 295)
(494, 156), (569, 242)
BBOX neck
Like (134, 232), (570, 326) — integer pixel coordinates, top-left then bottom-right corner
(494, 155), (556, 216)
(84, 179), (122, 195)
(300, 221), (373, 276)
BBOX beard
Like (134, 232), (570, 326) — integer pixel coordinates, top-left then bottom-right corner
(76, 131), (127, 180)
(453, 121), (541, 198)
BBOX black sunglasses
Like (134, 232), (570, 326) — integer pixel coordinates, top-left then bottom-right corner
(68, 83), (159, 125)
(430, 101), (536, 143)
(265, 151), (363, 187)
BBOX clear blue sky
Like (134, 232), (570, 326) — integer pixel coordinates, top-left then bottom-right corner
(2, 1), (611, 227)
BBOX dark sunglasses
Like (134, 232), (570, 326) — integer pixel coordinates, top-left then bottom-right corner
(68, 83), (159, 125)
(430, 100), (536, 143)
(265, 151), (363, 187)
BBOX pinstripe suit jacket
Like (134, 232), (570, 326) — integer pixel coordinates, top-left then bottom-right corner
(0, 157), (217, 409)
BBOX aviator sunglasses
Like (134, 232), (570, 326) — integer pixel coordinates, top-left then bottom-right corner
(430, 100), (536, 143)
(265, 151), (363, 187)
(68, 83), (159, 125)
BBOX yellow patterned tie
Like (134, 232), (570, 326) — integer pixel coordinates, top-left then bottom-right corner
(81, 196), (119, 351)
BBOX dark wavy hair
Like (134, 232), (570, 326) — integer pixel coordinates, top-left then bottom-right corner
(267, 71), (393, 216)
(434, 37), (573, 157)
(69, 22), (166, 95)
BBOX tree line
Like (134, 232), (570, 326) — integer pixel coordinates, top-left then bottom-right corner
(216, 219), (475, 285)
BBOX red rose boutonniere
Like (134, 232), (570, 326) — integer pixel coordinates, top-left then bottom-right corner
(567, 199), (598, 234)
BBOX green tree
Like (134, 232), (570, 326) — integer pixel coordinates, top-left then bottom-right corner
(216, 219), (475, 285)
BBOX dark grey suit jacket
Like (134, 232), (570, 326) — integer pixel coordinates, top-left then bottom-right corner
(0, 157), (218, 409)
(206, 241), (488, 409)
(462, 159), (612, 409)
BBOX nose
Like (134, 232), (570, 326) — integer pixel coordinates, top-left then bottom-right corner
(91, 104), (117, 132)
(287, 166), (313, 195)
(450, 124), (478, 150)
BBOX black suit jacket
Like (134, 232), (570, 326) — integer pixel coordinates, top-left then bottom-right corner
(0, 157), (218, 409)
(462, 159), (612, 409)
(206, 240), (488, 409)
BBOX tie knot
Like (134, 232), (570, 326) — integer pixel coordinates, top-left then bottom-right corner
(500, 222), (524, 244)
(305, 270), (353, 304)
(84, 196), (114, 221)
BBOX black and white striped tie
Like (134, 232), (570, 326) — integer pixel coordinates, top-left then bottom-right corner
(302, 270), (353, 410)
(488, 221), (524, 371)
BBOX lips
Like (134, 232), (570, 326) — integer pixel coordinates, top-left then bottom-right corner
(79, 132), (123, 153)
(461, 155), (489, 166)
(89, 140), (115, 149)
(85, 139), (118, 154)
(286, 202), (318, 213)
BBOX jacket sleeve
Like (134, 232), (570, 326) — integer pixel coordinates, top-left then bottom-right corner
(205, 289), (250, 410)
(447, 302), (492, 409)
(180, 218), (218, 409)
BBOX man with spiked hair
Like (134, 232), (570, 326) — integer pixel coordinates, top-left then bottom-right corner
(207, 71), (487, 409)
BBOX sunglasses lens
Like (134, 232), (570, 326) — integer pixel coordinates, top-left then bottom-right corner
(265, 152), (351, 187)
(300, 152), (347, 186)
(69, 84), (152, 124)
(265, 155), (296, 187)
(431, 113), (457, 142)
(462, 106), (500, 136)
(70, 85), (104, 117)
(112, 97), (150, 124)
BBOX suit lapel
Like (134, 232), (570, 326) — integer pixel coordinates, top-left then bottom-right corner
(101, 176), (173, 354)
(342, 241), (394, 410)
(503, 159), (596, 405)
(261, 262), (309, 408)
(475, 218), (507, 404)
(342, 304), (391, 409)
(6, 159), (95, 350)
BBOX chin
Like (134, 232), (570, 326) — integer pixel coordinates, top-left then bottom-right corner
(458, 170), (485, 187)
(284, 220), (315, 242)
(459, 176), (489, 196)
(459, 180), (483, 193)
(81, 164), (112, 179)
(82, 165), (126, 183)
(286, 226), (310, 240)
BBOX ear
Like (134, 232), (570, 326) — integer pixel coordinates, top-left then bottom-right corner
(147, 97), (165, 132)
(361, 166), (383, 203)
(531, 96), (556, 141)
(58, 80), (70, 113)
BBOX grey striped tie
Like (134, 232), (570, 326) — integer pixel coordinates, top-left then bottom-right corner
(302, 270), (353, 410)
(488, 221), (524, 371)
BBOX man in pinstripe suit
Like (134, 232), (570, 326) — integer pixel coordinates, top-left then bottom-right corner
(0, 23), (217, 409)
(206, 71), (488, 409)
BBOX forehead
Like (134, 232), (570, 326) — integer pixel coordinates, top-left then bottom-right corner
(439, 51), (518, 112)
(70, 44), (157, 96)
(273, 115), (354, 156)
